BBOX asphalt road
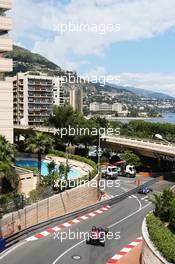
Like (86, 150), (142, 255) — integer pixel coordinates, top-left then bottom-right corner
(0, 178), (174, 264)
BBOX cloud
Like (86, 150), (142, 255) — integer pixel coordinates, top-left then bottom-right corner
(12, 0), (175, 70)
(11, 1), (175, 96)
(82, 69), (175, 96)
(119, 72), (175, 97)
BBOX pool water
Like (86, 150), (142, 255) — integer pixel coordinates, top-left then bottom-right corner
(15, 159), (80, 178)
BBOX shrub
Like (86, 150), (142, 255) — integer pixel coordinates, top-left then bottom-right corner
(170, 198), (175, 228)
(48, 150), (97, 180)
(161, 188), (175, 221)
(28, 186), (51, 203)
(146, 214), (175, 263)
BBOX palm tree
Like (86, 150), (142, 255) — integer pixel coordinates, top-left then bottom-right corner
(0, 135), (17, 193)
(26, 132), (54, 177)
(0, 135), (16, 163)
(149, 193), (163, 218)
(47, 160), (56, 176)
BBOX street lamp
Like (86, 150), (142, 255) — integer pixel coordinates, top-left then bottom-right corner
(155, 134), (172, 146)
(97, 134), (101, 199)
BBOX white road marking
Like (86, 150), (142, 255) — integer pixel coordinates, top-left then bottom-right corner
(111, 254), (123, 260)
(130, 241), (140, 246)
(52, 226), (61, 231)
(62, 223), (71, 227)
(121, 247), (131, 253)
(40, 231), (50, 236)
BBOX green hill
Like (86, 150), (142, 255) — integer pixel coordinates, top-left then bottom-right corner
(6, 45), (65, 76)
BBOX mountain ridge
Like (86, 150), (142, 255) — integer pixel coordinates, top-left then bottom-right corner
(6, 45), (174, 100)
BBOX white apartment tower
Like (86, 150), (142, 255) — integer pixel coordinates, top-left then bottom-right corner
(13, 73), (64, 126)
(0, 0), (13, 142)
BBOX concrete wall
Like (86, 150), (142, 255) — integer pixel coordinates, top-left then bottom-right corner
(1, 180), (98, 237)
(141, 218), (171, 264)
(16, 167), (38, 196)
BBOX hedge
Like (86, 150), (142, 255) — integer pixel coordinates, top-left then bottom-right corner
(146, 214), (175, 263)
(48, 150), (97, 180)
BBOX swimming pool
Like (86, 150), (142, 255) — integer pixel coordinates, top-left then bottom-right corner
(15, 159), (81, 178)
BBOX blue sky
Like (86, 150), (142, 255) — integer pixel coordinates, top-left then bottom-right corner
(12, 0), (175, 96)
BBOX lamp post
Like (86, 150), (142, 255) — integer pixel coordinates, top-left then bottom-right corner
(155, 134), (172, 146)
(97, 134), (101, 199)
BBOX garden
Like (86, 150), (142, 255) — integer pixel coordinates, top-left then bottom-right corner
(147, 188), (175, 263)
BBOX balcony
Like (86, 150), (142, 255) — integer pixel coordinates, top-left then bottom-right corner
(0, 16), (12, 31)
(0, 37), (12, 51)
(28, 94), (53, 98)
(0, 0), (11, 10)
(0, 58), (12, 72)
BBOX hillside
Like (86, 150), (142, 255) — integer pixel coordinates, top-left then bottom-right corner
(6, 45), (65, 76)
(6, 45), (174, 101)
(108, 83), (174, 100)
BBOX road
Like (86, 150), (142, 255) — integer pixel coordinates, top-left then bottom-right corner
(0, 178), (173, 264)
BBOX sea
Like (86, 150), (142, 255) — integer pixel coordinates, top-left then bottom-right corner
(147, 113), (175, 124)
(115, 113), (175, 125)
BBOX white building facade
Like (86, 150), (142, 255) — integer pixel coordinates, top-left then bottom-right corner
(0, 0), (13, 142)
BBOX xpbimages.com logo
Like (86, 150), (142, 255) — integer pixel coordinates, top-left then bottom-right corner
(53, 126), (120, 138)
(53, 21), (120, 35)
(53, 229), (121, 243)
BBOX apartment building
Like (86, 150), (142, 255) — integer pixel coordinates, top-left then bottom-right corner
(53, 77), (64, 106)
(0, 0), (13, 142)
(13, 72), (64, 126)
(70, 87), (83, 113)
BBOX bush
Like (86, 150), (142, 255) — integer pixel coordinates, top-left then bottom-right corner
(49, 150), (97, 180)
(146, 214), (175, 263)
(0, 193), (25, 213)
(170, 198), (175, 228)
(28, 186), (53, 203)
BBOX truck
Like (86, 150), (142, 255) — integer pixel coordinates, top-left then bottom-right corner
(101, 165), (118, 179)
(115, 160), (136, 178)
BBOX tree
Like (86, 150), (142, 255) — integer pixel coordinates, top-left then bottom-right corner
(161, 188), (174, 221)
(47, 160), (56, 176)
(26, 132), (54, 177)
(120, 150), (141, 167)
(149, 192), (163, 218)
(47, 105), (85, 145)
(150, 188), (175, 221)
(169, 198), (175, 227)
(0, 135), (16, 163)
(0, 135), (18, 193)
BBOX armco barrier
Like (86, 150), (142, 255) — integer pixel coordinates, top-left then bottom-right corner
(3, 177), (160, 249)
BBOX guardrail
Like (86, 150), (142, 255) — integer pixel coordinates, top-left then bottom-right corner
(4, 177), (159, 249)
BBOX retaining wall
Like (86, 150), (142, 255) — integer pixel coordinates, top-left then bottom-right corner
(1, 180), (98, 237)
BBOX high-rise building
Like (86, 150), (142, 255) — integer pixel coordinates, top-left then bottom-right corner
(0, 0), (13, 142)
(53, 77), (64, 106)
(70, 87), (83, 113)
(13, 72), (64, 126)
